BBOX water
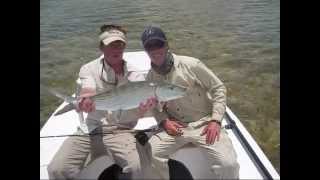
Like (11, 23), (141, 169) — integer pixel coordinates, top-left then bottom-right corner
(40, 0), (280, 174)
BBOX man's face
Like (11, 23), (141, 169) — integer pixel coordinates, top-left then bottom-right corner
(144, 40), (167, 66)
(101, 40), (126, 65)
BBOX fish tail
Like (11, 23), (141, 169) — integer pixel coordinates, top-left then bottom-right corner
(54, 103), (76, 116)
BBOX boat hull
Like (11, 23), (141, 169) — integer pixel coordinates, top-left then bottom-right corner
(40, 51), (279, 179)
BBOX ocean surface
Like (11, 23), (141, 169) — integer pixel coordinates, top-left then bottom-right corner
(40, 0), (280, 173)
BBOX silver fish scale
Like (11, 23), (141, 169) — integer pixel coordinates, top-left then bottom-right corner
(93, 81), (186, 111)
(94, 81), (155, 111)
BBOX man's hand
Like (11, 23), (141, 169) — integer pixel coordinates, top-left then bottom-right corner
(78, 97), (95, 113)
(78, 88), (96, 113)
(200, 121), (221, 145)
(138, 97), (158, 116)
(163, 118), (186, 136)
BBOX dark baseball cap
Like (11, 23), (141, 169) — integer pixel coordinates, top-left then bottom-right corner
(141, 26), (167, 47)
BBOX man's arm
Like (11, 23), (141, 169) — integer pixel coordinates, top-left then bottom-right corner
(152, 104), (169, 124)
(144, 71), (170, 124)
(144, 70), (185, 136)
(78, 65), (97, 112)
(191, 60), (227, 124)
(191, 60), (226, 144)
(78, 88), (96, 113)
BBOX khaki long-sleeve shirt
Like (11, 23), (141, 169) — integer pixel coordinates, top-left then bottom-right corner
(78, 55), (145, 132)
(146, 53), (227, 128)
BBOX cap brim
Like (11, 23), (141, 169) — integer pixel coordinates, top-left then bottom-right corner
(143, 37), (166, 47)
(102, 37), (126, 46)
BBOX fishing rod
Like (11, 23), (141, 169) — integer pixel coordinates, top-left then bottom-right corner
(40, 127), (159, 139)
(40, 123), (234, 139)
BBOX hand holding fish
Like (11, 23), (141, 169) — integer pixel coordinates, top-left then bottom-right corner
(78, 97), (96, 113)
(78, 88), (96, 113)
(138, 96), (158, 116)
(48, 81), (187, 116)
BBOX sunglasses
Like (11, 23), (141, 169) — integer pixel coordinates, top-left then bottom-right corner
(100, 61), (118, 85)
(144, 40), (165, 51)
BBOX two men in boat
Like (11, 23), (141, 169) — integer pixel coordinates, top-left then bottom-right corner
(47, 24), (156, 179)
(141, 26), (240, 179)
(47, 24), (239, 179)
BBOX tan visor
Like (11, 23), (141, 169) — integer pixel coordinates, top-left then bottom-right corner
(99, 29), (127, 46)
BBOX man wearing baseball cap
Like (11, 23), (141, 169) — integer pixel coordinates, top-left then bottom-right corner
(47, 24), (156, 180)
(142, 26), (240, 179)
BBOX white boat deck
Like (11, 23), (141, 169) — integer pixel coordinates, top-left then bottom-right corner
(40, 51), (279, 179)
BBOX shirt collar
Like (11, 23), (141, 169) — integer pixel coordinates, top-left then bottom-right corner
(100, 55), (129, 83)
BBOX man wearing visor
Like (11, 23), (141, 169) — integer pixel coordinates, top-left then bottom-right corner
(47, 24), (155, 180)
(141, 26), (240, 179)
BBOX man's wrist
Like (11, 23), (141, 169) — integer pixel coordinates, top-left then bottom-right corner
(210, 119), (221, 125)
(159, 118), (170, 128)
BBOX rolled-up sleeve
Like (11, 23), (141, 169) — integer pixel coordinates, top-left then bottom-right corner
(192, 61), (227, 123)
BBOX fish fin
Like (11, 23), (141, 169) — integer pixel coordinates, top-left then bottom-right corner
(158, 95), (184, 102)
(91, 88), (113, 99)
(45, 87), (76, 103)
